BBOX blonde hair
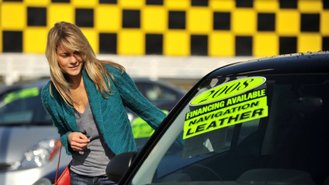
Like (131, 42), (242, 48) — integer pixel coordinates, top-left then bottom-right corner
(45, 21), (124, 105)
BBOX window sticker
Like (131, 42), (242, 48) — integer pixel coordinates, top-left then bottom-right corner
(184, 77), (268, 139)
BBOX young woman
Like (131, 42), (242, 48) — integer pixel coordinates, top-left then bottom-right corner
(41, 22), (166, 185)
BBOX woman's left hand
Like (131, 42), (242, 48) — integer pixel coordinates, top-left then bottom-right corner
(68, 132), (90, 151)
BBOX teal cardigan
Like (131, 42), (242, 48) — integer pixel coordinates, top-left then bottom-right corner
(41, 65), (166, 155)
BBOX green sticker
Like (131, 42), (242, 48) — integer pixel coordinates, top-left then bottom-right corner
(184, 96), (268, 139)
(3, 87), (39, 104)
(191, 77), (266, 106)
(184, 77), (268, 139)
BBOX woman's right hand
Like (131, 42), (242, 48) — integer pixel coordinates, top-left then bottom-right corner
(68, 132), (90, 152)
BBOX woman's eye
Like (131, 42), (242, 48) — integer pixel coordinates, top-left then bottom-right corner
(73, 51), (81, 56)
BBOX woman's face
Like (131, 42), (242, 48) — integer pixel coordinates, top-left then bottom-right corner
(56, 43), (84, 78)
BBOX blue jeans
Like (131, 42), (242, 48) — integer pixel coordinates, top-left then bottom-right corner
(70, 171), (117, 185)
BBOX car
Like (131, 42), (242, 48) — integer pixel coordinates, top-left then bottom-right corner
(0, 79), (72, 185)
(127, 78), (185, 141)
(0, 78), (184, 185)
(105, 51), (329, 185)
(0, 84), (6, 91)
(134, 78), (185, 112)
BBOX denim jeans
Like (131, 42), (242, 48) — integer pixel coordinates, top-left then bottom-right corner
(70, 171), (117, 185)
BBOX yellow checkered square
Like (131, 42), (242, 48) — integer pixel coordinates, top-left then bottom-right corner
(254, 0), (279, 11)
(96, 5), (121, 31)
(48, 4), (74, 28)
(299, 0), (323, 12)
(81, 28), (99, 53)
(24, 28), (48, 53)
(118, 30), (144, 55)
(277, 10), (300, 35)
(71, 0), (98, 7)
(164, 31), (189, 56)
(1, 3), (26, 30)
(165, 0), (190, 9)
(209, 32), (234, 57)
(119, 0), (144, 8)
(321, 11), (329, 35)
(210, 0), (235, 11)
(298, 34), (322, 52)
(25, 0), (50, 6)
(188, 8), (212, 34)
(232, 9), (256, 34)
(142, 7), (167, 33)
(254, 33), (278, 57)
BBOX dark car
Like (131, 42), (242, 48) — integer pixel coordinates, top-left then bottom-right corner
(134, 78), (185, 112)
(0, 78), (184, 185)
(106, 51), (329, 185)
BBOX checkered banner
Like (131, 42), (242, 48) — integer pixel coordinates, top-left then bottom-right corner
(1, 0), (328, 56)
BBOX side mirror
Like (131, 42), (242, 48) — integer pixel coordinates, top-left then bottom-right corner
(106, 152), (137, 182)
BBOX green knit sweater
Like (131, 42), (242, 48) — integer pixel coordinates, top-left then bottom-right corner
(41, 65), (166, 155)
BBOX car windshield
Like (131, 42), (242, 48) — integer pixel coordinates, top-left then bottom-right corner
(0, 86), (51, 126)
(131, 73), (329, 185)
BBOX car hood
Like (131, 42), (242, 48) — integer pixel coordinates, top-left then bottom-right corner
(0, 126), (59, 164)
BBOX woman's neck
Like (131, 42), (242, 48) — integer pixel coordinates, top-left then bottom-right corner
(69, 73), (83, 89)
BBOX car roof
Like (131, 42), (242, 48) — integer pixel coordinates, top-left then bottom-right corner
(209, 51), (329, 79)
(0, 77), (186, 96)
(134, 78), (185, 92)
(0, 79), (49, 95)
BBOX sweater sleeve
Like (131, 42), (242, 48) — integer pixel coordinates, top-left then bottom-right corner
(108, 66), (166, 129)
(40, 82), (73, 155)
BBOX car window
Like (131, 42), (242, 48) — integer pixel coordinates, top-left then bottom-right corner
(131, 74), (329, 185)
(136, 82), (178, 103)
(0, 86), (51, 125)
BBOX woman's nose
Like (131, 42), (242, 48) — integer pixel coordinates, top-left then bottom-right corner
(69, 54), (79, 63)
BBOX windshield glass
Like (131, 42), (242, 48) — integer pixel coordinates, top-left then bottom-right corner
(132, 73), (329, 185)
(0, 87), (51, 126)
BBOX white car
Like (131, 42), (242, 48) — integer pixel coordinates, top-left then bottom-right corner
(0, 78), (184, 185)
(0, 80), (71, 185)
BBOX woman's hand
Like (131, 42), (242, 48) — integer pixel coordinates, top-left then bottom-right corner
(68, 132), (90, 152)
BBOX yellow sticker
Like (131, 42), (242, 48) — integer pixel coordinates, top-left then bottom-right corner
(191, 77), (266, 107)
(184, 77), (268, 139)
